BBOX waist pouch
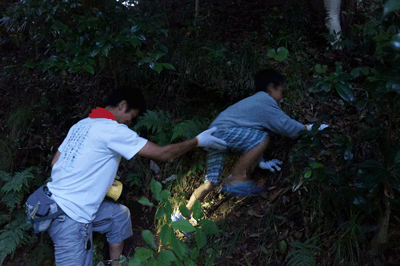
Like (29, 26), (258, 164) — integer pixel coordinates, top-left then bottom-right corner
(26, 185), (64, 233)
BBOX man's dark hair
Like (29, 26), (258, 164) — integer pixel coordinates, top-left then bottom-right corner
(254, 69), (285, 92)
(105, 86), (146, 116)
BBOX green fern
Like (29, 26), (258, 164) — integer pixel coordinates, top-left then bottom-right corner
(0, 170), (12, 182)
(0, 213), (10, 227)
(285, 238), (320, 266)
(134, 110), (173, 134)
(0, 167), (35, 211)
(1, 193), (24, 211)
(0, 210), (32, 265)
(1, 167), (34, 193)
(171, 119), (207, 142)
(134, 110), (174, 145)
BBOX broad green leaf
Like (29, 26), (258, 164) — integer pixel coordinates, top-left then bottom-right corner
(191, 247), (199, 261)
(155, 206), (165, 220)
(314, 64), (328, 74)
(152, 63), (163, 73)
(278, 240), (287, 254)
(335, 63), (343, 74)
(179, 205), (190, 218)
(89, 48), (101, 58)
(101, 43), (112, 57)
(136, 50), (144, 57)
(83, 64), (94, 74)
(155, 52), (166, 60)
(312, 163), (324, 169)
(172, 220), (196, 233)
(129, 37), (141, 47)
(383, 0), (400, 17)
(129, 257), (141, 266)
(150, 179), (162, 201)
(134, 247), (153, 261)
(192, 200), (203, 220)
(138, 197), (153, 207)
(74, 56), (85, 64)
(304, 170), (312, 178)
(169, 237), (187, 259)
(361, 67), (370, 76)
(195, 229), (206, 249)
(267, 47), (289, 62)
(160, 189), (170, 202)
(198, 219), (218, 234)
(138, 57), (151, 66)
(70, 66), (81, 73)
(165, 201), (173, 222)
(183, 258), (197, 266)
(142, 230), (157, 250)
(267, 49), (277, 59)
(321, 83), (332, 92)
(161, 63), (176, 70)
(160, 224), (173, 245)
(351, 67), (362, 79)
(157, 250), (176, 264)
(335, 81), (354, 101)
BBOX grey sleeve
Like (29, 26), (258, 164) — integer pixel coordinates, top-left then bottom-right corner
(263, 104), (305, 139)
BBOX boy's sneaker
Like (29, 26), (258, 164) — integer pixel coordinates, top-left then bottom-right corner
(220, 180), (265, 198)
(171, 209), (185, 222)
(171, 209), (194, 237)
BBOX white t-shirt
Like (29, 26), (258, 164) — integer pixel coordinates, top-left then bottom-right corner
(47, 117), (148, 223)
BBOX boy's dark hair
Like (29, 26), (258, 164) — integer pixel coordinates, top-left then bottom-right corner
(254, 69), (285, 92)
(105, 86), (146, 116)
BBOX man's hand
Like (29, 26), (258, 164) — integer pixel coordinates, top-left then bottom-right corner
(259, 159), (283, 172)
(196, 127), (227, 150)
(306, 124), (329, 131)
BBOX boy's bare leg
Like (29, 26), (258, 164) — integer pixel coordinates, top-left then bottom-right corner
(110, 242), (124, 266)
(186, 181), (215, 212)
(228, 135), (271, 183)
(185, 136), (270, 212)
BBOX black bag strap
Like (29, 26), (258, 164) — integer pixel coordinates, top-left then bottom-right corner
(32, 209), (64, 222)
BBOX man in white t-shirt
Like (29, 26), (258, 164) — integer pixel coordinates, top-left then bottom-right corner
(46, 86), (226, 266)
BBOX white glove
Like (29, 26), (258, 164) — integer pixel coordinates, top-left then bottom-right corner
(259, 159), (283, 172)
(305, 124), (329, 131)
(196, 127), (227, 150)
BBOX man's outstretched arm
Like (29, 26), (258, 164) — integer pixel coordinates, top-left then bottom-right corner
(137, 127), (226, 162)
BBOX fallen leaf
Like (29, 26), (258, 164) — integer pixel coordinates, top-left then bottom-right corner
(248, 209), (264, 218)
(268, 188), (289, 203)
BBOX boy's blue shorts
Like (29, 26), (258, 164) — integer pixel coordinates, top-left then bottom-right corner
(47, 201), (132, 266)
(205, 127), (268, 184)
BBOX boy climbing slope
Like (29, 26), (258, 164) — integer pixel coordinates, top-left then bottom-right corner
(173, 69), (328, 223)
